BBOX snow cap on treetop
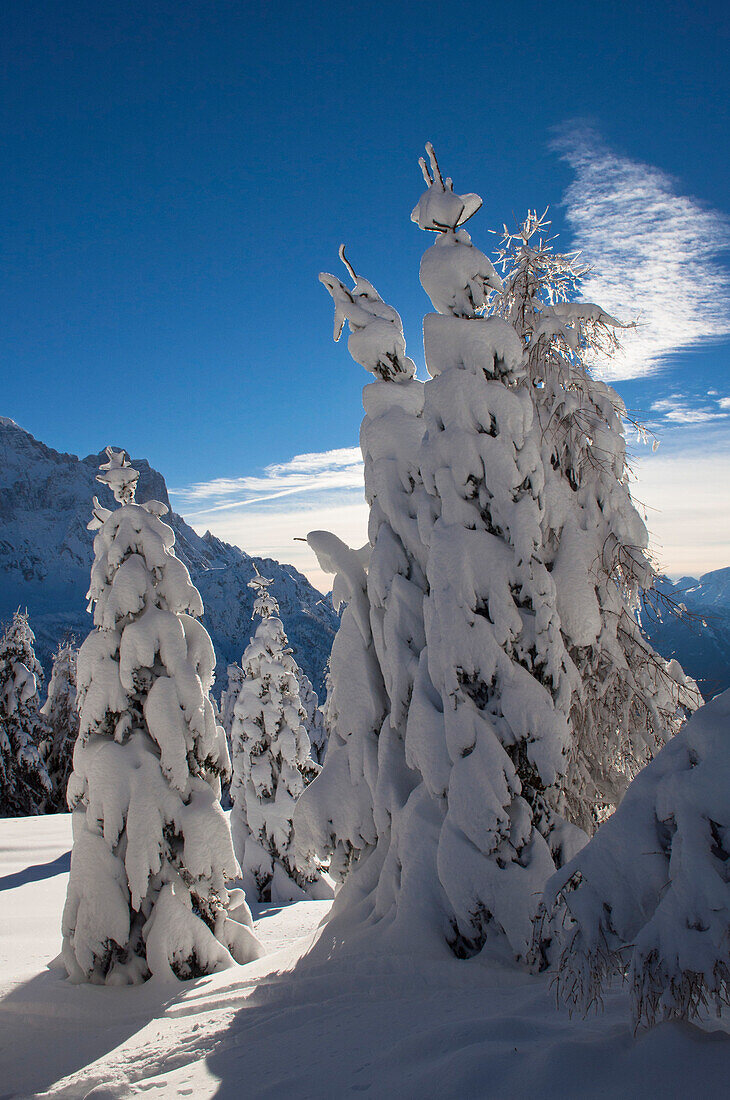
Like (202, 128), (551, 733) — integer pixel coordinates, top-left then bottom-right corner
(411, 142), (483, 233)
(249, 565), (279, 619)
(96, 446), (139, 505)
(319, 246), (416, 381)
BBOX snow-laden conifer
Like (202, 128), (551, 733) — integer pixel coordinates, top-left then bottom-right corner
(295, 247), (426, 911)
(295, 666), (327, 765)
(40, 639), (79, 812)
(63, 448), (262, 984)
(220, 663), (244, 742)
(397, 146), (586, 958)
(295, 531), (384, 884)
(490, 213), (699, 829)
(0, 610), (51, 816)
(536, 688), (730, 1029)
(230, 568), (328, 902)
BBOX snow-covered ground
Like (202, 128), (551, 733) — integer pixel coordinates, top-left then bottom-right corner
(1, 815), (727, 1098)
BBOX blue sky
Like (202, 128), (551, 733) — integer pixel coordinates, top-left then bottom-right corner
(3, 1), (729, 590)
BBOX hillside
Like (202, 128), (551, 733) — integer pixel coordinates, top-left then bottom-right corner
(0, 417), (337, 697)
(643, 572), (730, 699)
(2, 813), (727, 1098)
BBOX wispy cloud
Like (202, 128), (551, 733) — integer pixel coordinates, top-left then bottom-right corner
(169, 447), (367, 592)
(172, 447), (364, 516)
(650, 393), (730, 425)
(556, 128), (730, 380)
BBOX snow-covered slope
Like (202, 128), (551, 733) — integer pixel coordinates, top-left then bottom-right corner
(642, 573), (730, 699)
(1, 813), (727, 1098)
(0, 417), (337, 696)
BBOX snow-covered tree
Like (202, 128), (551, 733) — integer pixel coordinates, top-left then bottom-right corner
(535, 687), (730, 1030)
(0, 610), (51, 816)
(63, 448), (262, 984)
(220, 662), (244, 742)
(40, 639), (79, 812)
(396, 145), (588, 959)
(489, 212), (700, 829)
(295, 246), (427, 912)
(230, 568), (329, 902)
(294, 531), (385, 885)
(295, 666), (327, 765)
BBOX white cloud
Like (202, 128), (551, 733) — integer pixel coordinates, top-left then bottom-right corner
(650, 393), (730, 424)
(170, 447), (367, 592)
(187, 501), (368, 594)
(632, 447), (730, 576)
(556, 128), (730, 380)
(172, 447), (364, 515)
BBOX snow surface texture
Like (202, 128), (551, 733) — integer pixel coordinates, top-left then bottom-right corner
(1, 813), (728, 1098)
(229, 569), (329, 903)
(0, 609), (51, 814)
(537, 688), (730, 1030)
(0, 416), (338, 699)
(63, 449), (262, 984)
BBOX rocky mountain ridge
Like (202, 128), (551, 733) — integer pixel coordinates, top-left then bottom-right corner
(0, 417), (337, 698)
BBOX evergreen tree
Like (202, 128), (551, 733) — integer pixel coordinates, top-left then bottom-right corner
(536, 688), (730, 1030)
(490, 213), (699, 829)
(401, 145), (585, 958)
(0, 610), (51, 816)
(220, 662), (244, 742)
(40, 639), (79, 812)
(230, 568), (329, 902)
(295, 530), (385, 885)
(295, 666), (327, 765)
(295, 246), (427, 917)
(63, 448), (262, 984)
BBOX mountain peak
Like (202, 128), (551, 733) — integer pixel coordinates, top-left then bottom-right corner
(0, 424), (337, 696)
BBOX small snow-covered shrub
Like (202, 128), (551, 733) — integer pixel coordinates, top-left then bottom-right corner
(535, 688), (730, 1029)
(62, 448), (262, 984)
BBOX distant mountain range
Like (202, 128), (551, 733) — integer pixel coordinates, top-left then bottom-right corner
(0, 417), (338, 698)
(643, 571), (730, 700)
(1, 415), (727, 707)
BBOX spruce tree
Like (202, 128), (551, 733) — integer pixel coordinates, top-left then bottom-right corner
(63, 448), (262, 984)
(40, 639), (79, 812)
(490, 213), (699, 829)
(401, 145), (585, 958)
(295, 530), (385, 884)
(0, 610), (51, 816)
(220, 662), (244, 742)
(295, 247), (427, 917)
(230, 568), (328, 902)
(295, 667), (327, 765)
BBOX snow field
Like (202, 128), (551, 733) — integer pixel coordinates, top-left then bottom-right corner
(2, 813), (728, 1098)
